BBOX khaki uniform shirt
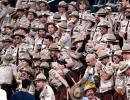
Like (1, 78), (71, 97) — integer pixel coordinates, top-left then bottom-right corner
(1, 45), (14, 56)
(0, 63), (17, 85)
(120, 19), (130, 43)
(99, 62), (114, 93)
(40, 84), (55, 100)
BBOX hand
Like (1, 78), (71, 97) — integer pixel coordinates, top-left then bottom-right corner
(67, 87), (70, 94)
(119, 32), (126, 38)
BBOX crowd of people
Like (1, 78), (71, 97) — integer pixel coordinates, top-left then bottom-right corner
(0, 0), (130, 100)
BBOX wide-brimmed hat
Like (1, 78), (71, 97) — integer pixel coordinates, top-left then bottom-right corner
(53, 12), (61, 22)
(122, 43), (130, 53)
(33, 61), (41, 68)
(40, 62), (49, 69)
(40, 52), (51, 61)
(98, 20), (110, 28)
(58, 21), (67, 30)
(117, 61), (129, 75)
(4, 23), (14, 29)
(19, 53), (31, 61)
(96, 8), (107, 15)
(81, 14), (96, 23)
(37, 24), (47, 31)
(72, 36), (85, 45)
(68, 1), (77, 8)
(70, 85), (83, 100)
(34, 73), (46, 81)
(15, 24), (29, 32)
(1, 35), (12, 42)
(49, 43), (60, 51)
(69, 11), (79, 18)
(32, 53), (41, 60)
(57, 1), (67, 8)
(16, 5), (26, 11)
(113, 50), (122, 57)
(11, 30), (25, 39)
(102, 34), (116, 42)
(26, 9), (37, 17)
(20, 67), (33, 77)
(97, 50), (109, 60)
(1, 53), (14, 63)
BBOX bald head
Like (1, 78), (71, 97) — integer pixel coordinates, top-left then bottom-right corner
(86, 54), (96, 66)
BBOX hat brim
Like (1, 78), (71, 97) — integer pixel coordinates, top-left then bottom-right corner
(1, 39), (13, 42)
(98, 25), (110, 28)
(49, 48), (60, 51)
(11, 34), (25, 39)
(33, 78), (46, 82)
(99, 55), (109, 60)
(117, 65), (129, 74)
(70, 85), (83, 100)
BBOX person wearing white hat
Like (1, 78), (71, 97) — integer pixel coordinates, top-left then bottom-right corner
(34, 73), (55, 100)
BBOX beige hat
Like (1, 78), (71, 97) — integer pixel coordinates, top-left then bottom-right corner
(70, 85), (83, 100)
(16, 5), (26, 11)
(1, 53), (14, 63)
(40, 62), (49, 69)
(98, 20), (110, 28)
(111, 45), (121, 52)
(27, 9), (37, 17)
(7, 7), (16, 16)
(58, 1), (67, 8)
(68, 1), (77, 8)
(97, 50), (109, 60)
(34, 73), (46, 81)
(4, 23), (14, 29)
(38, 24), (47, 31)
(102, 34), (116, 42)
(122, 43), (130, 53)
(32, 53), (41, 60)
(20, 67), (33, 77)
(15, 24), (29, 32)
(58, 21), (67, 30)
(40, 53), (51, 61)
(33, 61), (41, 68)
(72, 36), (85, 45)
(96, 8), (107, 15)
(49, 43), (60, 51)
(53, 12), (61, 22)
(69, 11), (79, 18)
(82, 15), (96, 23)
(113, 50), (122, 57)
(1, 35), (12, 42)
(117, 61), (129, 75)
(19, 53), (31, 61)
(11, 30), (25, 39)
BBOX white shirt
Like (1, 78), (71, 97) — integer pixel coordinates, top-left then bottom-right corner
(0, 89), (7, 100)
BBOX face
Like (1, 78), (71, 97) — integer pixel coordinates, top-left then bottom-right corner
(75, 42), (83, 49)
(50, 51), (58, 58)
(85, 89), (95, 99)
(4, 27), (13, 34)
(29, 29), (37, 37)
(21, 60), (29, 67)
(43, 38), (51, 47)
(39, 2), (48, 11)
(68, 5), (76, 12)
(99, 27), (108, 35)
(101, 57), (109, 65)
(36, 80), (45, 90)
(112, 55), (121, 64)
(124, 69), (130, 76)
(70, 16), (78, 23)
(21, 72), (29, 80)
(39, 16), (47, 23)
(38, 29), (46, 37)
(48, 24), (55, 34)
(125, 9), (130, 17)
(27, 12), (35, 21)
(123, 53), (130, 60)
(58, 6), (66, 13)
(13, 36), (22, 45)
(79, 1), (86, 10)
(2, 41), (10, 48)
